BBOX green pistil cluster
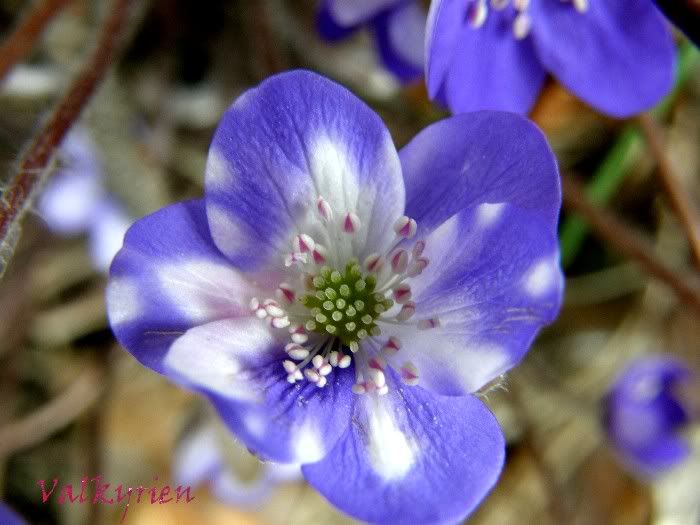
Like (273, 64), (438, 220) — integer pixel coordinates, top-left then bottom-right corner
(300, 259), (393, 348)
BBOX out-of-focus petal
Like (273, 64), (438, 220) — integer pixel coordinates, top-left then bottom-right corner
(605, 356), (693, 475)
(303, 379), (505, 525)
(88, 198), (132, 272)
(107, 200), (255, 373)
(531, 0), (675, 117)
(204, 70), (404, 271)
(326, 0), (403, 26)
(372, 1), (425, 83)
(38, 131), (104, 235)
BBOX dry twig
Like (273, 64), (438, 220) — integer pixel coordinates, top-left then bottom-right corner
(0, 363), (105, 457)
(638, 114), (700, 268)
(561, 173), (700, 312)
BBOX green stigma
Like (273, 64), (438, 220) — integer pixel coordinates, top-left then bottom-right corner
(300, 259), (393, 349)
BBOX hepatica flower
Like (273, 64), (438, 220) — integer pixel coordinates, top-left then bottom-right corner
(426, 0), (676, 116)
(107, 70), (563, 524)
(604, 356), (696, 476)
(318, 0), (426, 83)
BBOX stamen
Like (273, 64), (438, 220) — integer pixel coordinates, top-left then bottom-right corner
(513, 0), (529, 11)
(392, 283), (412, 304)
(382, 337), (401, 355)
(390, 249), (408, 274)
(393, 216), (417, 239)
(293, 234), (315, 254)
(396, 302), (416, 321)
(512, 12), (531, 39)
(343, 212), (361, 234)
(407, 257), (429, 277)
(400, 362), (419, 386)
(276, 283), (296, 304)
(467, 0), (488, 28)
(490, 0), (509, 9)
(317, 196), (333, 221)
(417, 318), (441, 330)
(312, 244), (328, 264)
(364, 253), (384, 273)
(572, 0), (588, 12)
(412, 240), (426, 258)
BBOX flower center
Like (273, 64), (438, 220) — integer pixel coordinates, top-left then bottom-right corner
(467, 0), (588, 40)
(249, 196), (438, 396)
(300, 261), (393, 351)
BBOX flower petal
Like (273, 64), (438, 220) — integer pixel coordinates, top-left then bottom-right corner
(205, 70), (404, 270)
(88, 198), (132, 272)
(325, 0), (402, 26)
(38, 131), (104, 235)
(166, 319), (355, 463)
(372, 2), (425, 83)
(605, 356), (693, 475)
(317, 0), (359, 40)
(381, 203), (563, 394)
(426, 0), (545, 113)
(107, 199), (254, 373)
(530, 0), (674, 117)
(303, 381), (505, 525)
(400, 111), (560, 232)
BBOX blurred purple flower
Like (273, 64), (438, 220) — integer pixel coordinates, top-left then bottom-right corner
(38, 130), (132, 272)
(107, 70), (563, 524)
(174, 423), (301, 507)
(604, 356), (695, 476)
(426, 0), (676, 117)
(318, 0), (426, 83)
(0, 502), (26, 525)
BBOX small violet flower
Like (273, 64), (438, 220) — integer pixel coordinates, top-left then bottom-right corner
(107, 70), (563, 524)
(318, 0), (426, 83)
(174, 422), (301, 507)
(426, 0), (676, 116)
(604, 356), (696, 476)
(38, 130), (132, 272)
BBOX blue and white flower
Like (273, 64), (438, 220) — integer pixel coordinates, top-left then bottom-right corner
(107, 70), (563, 524)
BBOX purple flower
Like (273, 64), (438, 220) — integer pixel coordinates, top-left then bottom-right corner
(604, 356), (695, 476)
(426, 0), (676, 117)
(318, 0), (426, 83)
(38, 130), (132, 272)
(107, 70), (563, 524)
(0, 502), (26, 525)
(174, 422), (301, 507)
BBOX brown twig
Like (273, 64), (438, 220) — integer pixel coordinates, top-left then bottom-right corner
(561, 173), (700, 312)
(0, 364), (105, 457)
(0, 0), (133, 278)
(638, 114), (700, 268)
(0, 0), (70, 82)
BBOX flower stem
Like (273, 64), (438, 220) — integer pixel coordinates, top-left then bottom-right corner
(559, 41), (700, 267)
(0, 0), (134, 279)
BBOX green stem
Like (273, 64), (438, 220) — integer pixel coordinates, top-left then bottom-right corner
(559, 41), (700, 268)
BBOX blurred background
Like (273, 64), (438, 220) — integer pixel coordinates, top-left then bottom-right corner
(0, 1), (699, 524)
